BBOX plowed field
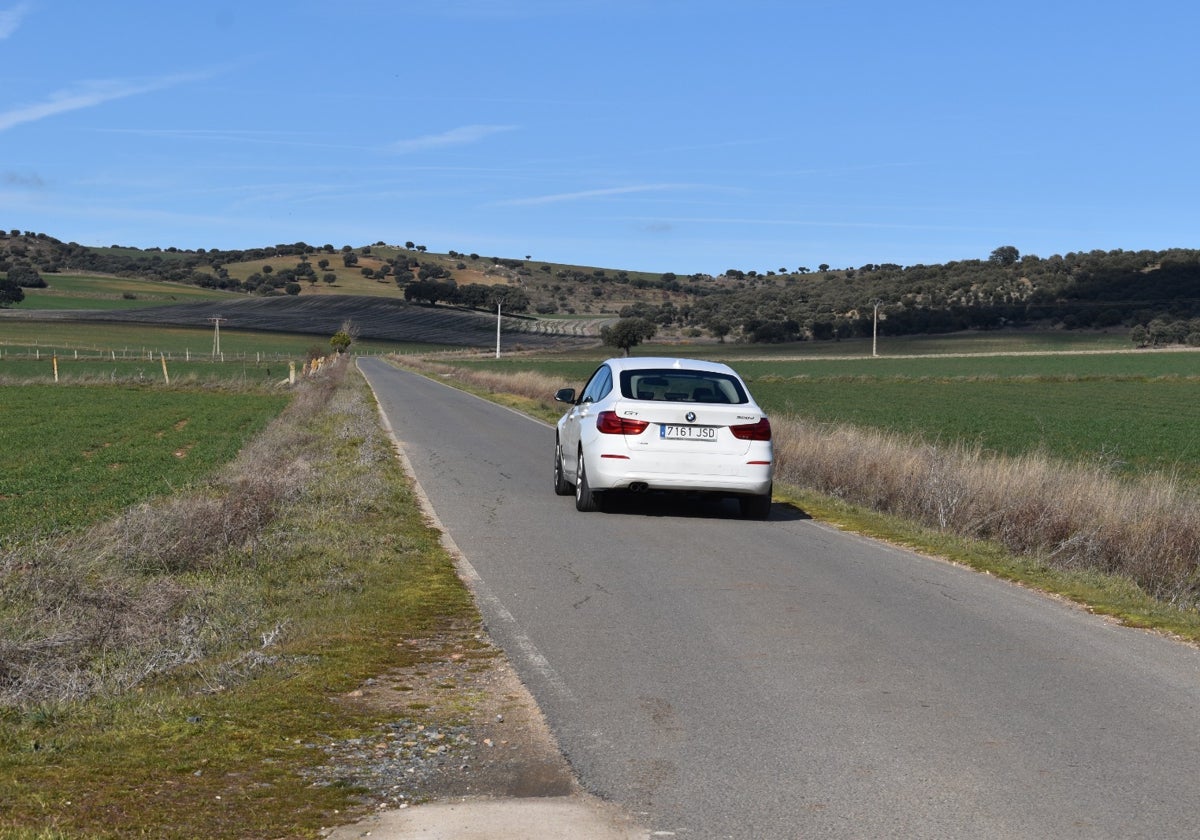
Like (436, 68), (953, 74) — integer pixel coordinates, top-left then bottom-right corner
(5, 295), (599, 350)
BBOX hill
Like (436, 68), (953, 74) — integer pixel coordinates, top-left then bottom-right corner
(3, 230), (1200, 348)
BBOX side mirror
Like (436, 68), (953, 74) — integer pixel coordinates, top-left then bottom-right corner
(554, 388), (576, 404)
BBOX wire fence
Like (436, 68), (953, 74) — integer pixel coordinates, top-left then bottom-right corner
(0, 343), (308, 361)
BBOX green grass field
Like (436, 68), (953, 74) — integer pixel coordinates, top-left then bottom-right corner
(0, 385), (289, 542)
(0, 320), (312, 358)
(16, 273), (235, 309)
(694, 331), (1134, 358)
(522, 330), (1135, 362)
(748, 377), (1200, 480)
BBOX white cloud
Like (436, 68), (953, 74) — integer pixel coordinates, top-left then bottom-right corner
(0, 2), (30, 39)
(0, 71), (212, 133)
(498, 184), (693, 207)
(388, 124), (516, 154)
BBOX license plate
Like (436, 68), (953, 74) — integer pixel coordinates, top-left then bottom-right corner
(660, 424), (717, 441)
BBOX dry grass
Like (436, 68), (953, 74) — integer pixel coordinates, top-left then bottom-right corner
(405, 356), (575, 398)
(405, 358), (1200, 608)
(0, 360), (345, 708)
(399, 356), (575, 403)
(774, 421), (1200, 605)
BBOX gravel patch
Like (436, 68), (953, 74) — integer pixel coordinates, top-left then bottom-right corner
(305, 631), (576, 813)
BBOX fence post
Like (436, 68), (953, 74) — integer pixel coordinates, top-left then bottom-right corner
(161, 353), (170, 385)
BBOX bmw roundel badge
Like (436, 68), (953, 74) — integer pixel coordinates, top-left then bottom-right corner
(685, 411), (696, 422)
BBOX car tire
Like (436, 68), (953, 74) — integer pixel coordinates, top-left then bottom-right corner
(554, 437), (573, 496)
(739, 487), (772, 520)
(575, 450), (602, 512)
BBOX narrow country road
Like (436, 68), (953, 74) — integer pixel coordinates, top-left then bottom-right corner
(358, 357), (1200, 840)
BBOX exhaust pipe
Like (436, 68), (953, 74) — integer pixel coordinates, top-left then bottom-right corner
(628, 482), (649, 493)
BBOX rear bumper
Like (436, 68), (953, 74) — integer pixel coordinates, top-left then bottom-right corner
(586, 450), (773, 496)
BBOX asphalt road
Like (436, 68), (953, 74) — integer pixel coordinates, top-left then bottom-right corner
(358, 357), (1200, 840)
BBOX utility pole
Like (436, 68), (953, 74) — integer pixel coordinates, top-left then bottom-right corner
(209, 316), (225, 358)
(495, 300), (502, 359)
(871, 300), (881, 358)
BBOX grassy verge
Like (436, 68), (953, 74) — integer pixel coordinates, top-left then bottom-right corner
(0, 359), (485, 838)
(395, 356), (1200, 645)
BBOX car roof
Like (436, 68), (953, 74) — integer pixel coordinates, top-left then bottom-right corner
(600, 357), (740, 376)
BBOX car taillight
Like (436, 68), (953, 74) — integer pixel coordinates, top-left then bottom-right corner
(730, 417), (771, 441)
(596, 411), (649, 435)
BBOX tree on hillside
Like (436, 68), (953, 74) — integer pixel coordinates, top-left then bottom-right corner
(601, 317), (657, 356)
(0, 278), (25, 307)
(989, 245), (1020, 266)
(7, 264), (44, 287)
(405, 279), (448, 304)
(707, 317), (732, 343)
(493, 287), (530, 312)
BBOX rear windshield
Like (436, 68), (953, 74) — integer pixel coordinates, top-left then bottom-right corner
(620, 369), (749, 404)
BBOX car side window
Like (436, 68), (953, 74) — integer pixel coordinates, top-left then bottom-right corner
(580, 365), (613, 404)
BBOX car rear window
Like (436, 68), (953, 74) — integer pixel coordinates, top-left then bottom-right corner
(620, 369), (749, 404)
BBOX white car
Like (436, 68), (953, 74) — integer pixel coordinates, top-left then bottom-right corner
(553, 357), (774, 519)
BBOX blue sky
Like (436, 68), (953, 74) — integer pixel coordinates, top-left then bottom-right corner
(2, 1), (1197, 276)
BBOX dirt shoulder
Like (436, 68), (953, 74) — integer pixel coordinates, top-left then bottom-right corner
(313, 626), (576, 807)
(317, 626), (646, 839)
